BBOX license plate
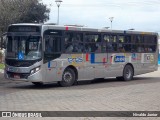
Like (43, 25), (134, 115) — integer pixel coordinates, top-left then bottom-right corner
(14, 75), (20, 79)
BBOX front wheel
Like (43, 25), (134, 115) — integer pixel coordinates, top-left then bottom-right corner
(59, 68), (76, 87)
(122, 65), (134, 81)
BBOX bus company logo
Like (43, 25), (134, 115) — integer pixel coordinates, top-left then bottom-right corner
(132, 53), (137, 60)
(146, 54), (154, 62)
(68, 57), (83, 63)
(114, 56), (125, 62)
(150, 55), (154, 62)
(147, 55), (150, 60)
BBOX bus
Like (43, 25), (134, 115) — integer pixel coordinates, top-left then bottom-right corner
(3, 23), (158, 86)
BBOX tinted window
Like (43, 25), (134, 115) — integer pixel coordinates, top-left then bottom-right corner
(103, 35), (117, 52)
(84, 34), (101, 53)
(44, 30), (62, 63)
(64, 32), (83, 53)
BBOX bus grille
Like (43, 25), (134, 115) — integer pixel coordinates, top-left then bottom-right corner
(7, 71), (30, 79)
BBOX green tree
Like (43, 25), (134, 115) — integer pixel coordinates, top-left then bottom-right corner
(19, 1), (50, 23)
(0, 0), (50, 35)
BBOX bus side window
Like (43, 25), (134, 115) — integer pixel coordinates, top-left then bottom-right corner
(65, 43), (73, 52)
(85, 44), (91, 52)
(118, 36), (125, 52)
(125, 36), (131, 43)
(45, 35), (53, 53)
(118, 44), (125, 52)
(124, 44), (131, 52)
(136, 35), (143, 43)
(103, 35), (109, 42)
(84, 34), (100, 53)
(103, 35), (115, 52)
(137, 45), (144, 52)
(102, 35), (109, 52)
(72, 35), (80, 52)
(64, 32), (83, 53)
(64, 33), (72, 53)
(110, 35), (117, 52)
(149, 45), (155, 52)
(118, 36), (124, 43)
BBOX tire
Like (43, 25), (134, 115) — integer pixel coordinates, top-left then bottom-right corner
(59, 68), (76, 87)
(122, 65), (134, 81)
(32, 82), (43, 86)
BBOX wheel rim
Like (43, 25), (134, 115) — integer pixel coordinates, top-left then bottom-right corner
(63, 72), (72, 82)
(125, 67), (131, 79)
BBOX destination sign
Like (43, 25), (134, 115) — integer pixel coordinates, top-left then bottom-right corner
(8, 26), (41, 32)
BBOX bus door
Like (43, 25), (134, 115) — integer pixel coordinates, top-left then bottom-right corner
(43, 30), (62, 82)
(103, 34), (123, 77)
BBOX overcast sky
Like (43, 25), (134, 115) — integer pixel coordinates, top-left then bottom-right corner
(41, 0), (160, 32)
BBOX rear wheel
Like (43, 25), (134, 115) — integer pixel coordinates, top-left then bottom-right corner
(117, 65), (134, 81)
(122, 65), (134, 81)
(59, 68), (76, 87)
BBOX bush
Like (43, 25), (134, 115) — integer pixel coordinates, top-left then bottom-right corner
(0, 63), (4, 69)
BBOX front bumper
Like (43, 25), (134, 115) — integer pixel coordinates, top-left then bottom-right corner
(4, 69), (43, 82)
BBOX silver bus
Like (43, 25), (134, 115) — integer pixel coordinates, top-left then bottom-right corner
(4, 23), (158, 86)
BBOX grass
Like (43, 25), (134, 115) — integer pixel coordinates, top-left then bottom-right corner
(0, 63), (5, 70)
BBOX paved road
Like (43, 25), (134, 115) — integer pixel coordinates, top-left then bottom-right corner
(0, 71), (160, 120)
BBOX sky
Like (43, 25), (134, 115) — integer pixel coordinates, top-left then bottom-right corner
(41, 0), (160, 32)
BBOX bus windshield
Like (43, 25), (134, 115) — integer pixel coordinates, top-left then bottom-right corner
(6, 36), (42, 60)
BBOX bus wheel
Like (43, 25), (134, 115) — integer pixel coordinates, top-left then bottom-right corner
(60, 68), (76, 87)
(32, 82), (43, 86)
(122, 65), (134, 81)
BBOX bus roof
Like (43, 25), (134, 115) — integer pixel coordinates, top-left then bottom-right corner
(9, 23), (158, 36)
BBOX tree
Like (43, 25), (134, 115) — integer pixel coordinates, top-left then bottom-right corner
(0, 0), (50, 35)
(18, 1), (50, 23)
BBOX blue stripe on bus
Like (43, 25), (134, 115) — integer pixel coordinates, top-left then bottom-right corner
(48, 61), (51, 68)
(91, 53), (95, 64)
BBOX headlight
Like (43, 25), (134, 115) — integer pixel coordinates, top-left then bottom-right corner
(35, 67), (40, 72)
(30, 66), (41, 75)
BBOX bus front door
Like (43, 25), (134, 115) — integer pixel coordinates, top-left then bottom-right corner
(44, 33), (62, 82)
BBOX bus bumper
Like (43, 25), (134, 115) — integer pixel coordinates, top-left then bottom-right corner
(4, 70), (43, 82)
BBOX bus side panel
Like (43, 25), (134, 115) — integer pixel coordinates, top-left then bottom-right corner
(43, 61), (58, 82)
(56, 54), (89, 81)
(93, 53), (106, 78)
(105, 53), (124, 78)
(134, 53), (158, 76)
